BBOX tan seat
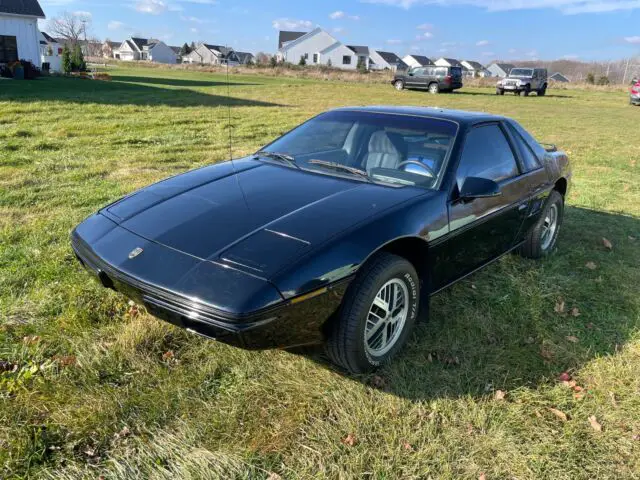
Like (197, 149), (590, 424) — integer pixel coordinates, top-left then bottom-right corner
(363, 131), (404, 173)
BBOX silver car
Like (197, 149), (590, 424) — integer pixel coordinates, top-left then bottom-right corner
(497, 68), (548, 97)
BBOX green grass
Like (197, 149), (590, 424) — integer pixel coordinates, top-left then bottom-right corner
(1, 67), (639, 479)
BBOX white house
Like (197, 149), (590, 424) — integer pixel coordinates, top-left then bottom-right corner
(486, 63), (515, 78)
(461, 60), (490, 78)
(435, 57), (464, 68)
(116, 37), (177, 64)
(403, 55), (433, 69)
(369, 50), (408, 72)
(0, 0), (45, 67)
(183, 43), (239, 65)
(276, 28), (357, 70)
(39, 31), (62, 72)
(347, 45), (371, 69)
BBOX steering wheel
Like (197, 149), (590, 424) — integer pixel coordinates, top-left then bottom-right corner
(397, 160), (436, 178)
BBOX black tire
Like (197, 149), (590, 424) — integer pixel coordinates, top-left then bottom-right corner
(519, 88), (530, 97)
(538, 88), (546, 96)
(496, 88), (504, 95)
(325, 252), (420, 373)
(393, 80), (404, 91)
(428, 82), (440, 94)
(520, 190), (564, 259)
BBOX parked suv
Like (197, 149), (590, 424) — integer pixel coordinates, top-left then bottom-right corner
(630, 79), (640, 106)
(496, 68), (548, 96)
(393, 66), (463, 94)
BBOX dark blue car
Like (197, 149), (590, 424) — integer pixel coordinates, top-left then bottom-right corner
(72, 107), (571, 373)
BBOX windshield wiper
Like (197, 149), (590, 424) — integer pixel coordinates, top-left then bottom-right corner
(254, 151), (300, 169)
(308, 159), (371, 182)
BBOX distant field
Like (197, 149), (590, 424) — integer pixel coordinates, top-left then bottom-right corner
(1, 67), (638, 479)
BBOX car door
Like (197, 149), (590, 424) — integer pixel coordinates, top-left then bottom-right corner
(406, 68), (425, 88)
(431, 122), (531, 290)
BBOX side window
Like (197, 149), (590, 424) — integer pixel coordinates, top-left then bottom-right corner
(412, 68), (424, 76)
(505, 122), (541, 171)
(508, 120), (546, 159)
(456, 124), (519, 189)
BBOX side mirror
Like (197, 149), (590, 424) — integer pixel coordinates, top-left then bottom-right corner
(460, 177), (501, 200)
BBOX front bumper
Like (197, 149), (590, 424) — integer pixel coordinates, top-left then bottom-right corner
(71, 234), (350, 350)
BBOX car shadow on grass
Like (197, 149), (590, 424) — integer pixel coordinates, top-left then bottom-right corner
(303, 206), (639, 400)
(0, 76), (287, 108)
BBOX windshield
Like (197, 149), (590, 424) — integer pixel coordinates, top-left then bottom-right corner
(510, 68), (533, 78)
(258, 110), (458, 189)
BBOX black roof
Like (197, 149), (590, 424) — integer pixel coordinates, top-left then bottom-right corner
(408, 55), (433, 66)
(335, 106), (502, 125)
(0, 0), (45, 17)
(203, 44), (233, 56)
(376, 51), (408, 69)
(278, 31), (306, 49)
(348, 45), (370, 55)
(440, 57), (463, 67)
(130, 37), (149, 51)
(41, 31), (56, 43)
(463, 60), (485, 70)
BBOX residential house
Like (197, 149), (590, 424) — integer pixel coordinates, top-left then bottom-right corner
(183, 43), (239, 65)
(39, 31), (63, 72)
(116, 37), (177, 64)
(487, 63), (515, 78)
(461, 60), (490, 77)
(235, 51), (255, 65)
(169, 45), (181, 63)
(102, 40), (121, 59)
(550, 72), (570, 82)
(278, 31), (306, 49)
(276, 27), (357, 70)
(402, 55), (433, 69)
(347, 46), (371, 69)
(369, 50), (408, 71)
(0, 0), (45, 67)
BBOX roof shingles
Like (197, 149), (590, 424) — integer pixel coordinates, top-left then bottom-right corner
(0, 0), (45, 17)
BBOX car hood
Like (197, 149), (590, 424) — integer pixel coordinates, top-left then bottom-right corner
(102, 157), (425, 278)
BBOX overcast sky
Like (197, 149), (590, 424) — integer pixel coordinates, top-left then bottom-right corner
(39, 0), (640, 61)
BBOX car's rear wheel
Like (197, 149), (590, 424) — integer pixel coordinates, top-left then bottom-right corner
(538, 88), (546, 96)
(520, 190), (564, 259)
(520, 87), (530, 97)
(428, 82), (440, 94)
(496, 88), (505, 95)
(325, 252), (419, 373)
(394, 80), (405, 91)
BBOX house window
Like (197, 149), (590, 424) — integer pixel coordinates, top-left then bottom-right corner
(342, 56), (351, 65)
(0, 36), (18, 64)
(58, 48), (63, 55)
(304, 53), (309, 60)
(313, 53), (318, 63)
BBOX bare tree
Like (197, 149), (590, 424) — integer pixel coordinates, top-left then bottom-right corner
(255, 52), (271, 65)
(48, 11), (91, 44)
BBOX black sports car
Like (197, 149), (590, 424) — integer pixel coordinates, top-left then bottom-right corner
(72, 107), (571, 373)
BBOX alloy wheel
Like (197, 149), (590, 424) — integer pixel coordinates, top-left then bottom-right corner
(541, 203), (559, 250)
(364, 279), (409, 356)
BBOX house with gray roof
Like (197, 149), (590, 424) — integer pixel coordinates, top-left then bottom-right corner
(0, 0), (45, 67)
(115, 37), (176, 64)
(402, 55), (433, 69)
(279, 31), (306, 49)
(235, 51), (255, 65)
(276, 28), (357, 69)
(183, 43), (240, 65)
(369, 50), (408, 71)
(461, 60), (490, 77)
(487, 63), (515, 78)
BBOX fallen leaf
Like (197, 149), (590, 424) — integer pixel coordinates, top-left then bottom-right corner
(84, 447), (96, 457)
(609, 392), (618, 408)
(494, 390), (506, 401)
(558, 372), (571, 382)
(54, 355), (77, 367)
(566, 335), (579, 343)
(632, 434), (640, 441)
(471, 283), (477, 290)
(540, 345), (554, 361)
(162, 351), (174, 361)
(572, 385), (583, 392)
(574, 392), (585, 400)
(602, 237), (613, 250)
(554, 298), (566, 314)
(548, 407), (568, 421)
(466, 423), (474, 435)
(341, 433), (357, 447)
(569, 307), (580, 317)
(23, 335), (41, 345)
(588, 415), (602, 432)
(402, 441), (414, 451)
(534, 410), (543, 419)
(585, 261), (597, 270)
(427, 353), (433, 363)
(267, 473), (282, 480)
(479, 473), (487, 480)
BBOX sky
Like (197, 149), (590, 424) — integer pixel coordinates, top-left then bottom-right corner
(38, 0), (640, 61)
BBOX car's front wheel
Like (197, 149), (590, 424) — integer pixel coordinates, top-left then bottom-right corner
(325, 252), (419, 373)
(496, 88), (505, 95)
(394, 80), (405, 91)
(520, 190), (564, 259)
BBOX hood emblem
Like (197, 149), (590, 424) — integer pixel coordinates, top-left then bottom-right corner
(128, 247), (144, 259)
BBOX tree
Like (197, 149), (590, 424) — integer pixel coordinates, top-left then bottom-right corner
(586, 72), (595, 84)
(72, 43), (86, 72)
(299, 55), (307, 66)
(62, 45), (73, 74)
(48, 11), (90, 45)
(269, 56), (277, 68)
(356, 57), (367, 73)
(255, 52), (270, 65)
(179, 43), (191, 56)
(326, 58), (332, 67)
(597, 75), (610, 85)
(190, 41), (197, 51)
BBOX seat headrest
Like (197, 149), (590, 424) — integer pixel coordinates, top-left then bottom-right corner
(368, 130), (400, 155)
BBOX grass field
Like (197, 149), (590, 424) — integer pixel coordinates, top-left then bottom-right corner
(1, 67), (639, 479)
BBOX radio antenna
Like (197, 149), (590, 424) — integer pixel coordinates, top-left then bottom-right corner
(225, 45), (233, 164)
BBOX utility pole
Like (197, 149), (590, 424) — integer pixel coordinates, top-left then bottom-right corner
(623, 58), (630, 84)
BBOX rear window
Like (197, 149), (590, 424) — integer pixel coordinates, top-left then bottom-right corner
(450, 67), (462, 76)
